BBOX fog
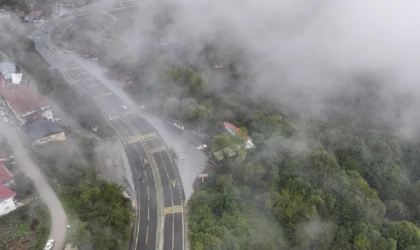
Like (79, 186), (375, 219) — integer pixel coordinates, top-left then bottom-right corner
(95, 0), (420, 137)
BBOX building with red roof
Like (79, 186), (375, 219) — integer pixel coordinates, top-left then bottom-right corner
(223, 122), (255, 149)
(0, 10), (11, 18)
(24, 10), (43, 22)
(0, 85), (54, 125)
(0, 165), (13, 187)
(0, 184), (16, 216)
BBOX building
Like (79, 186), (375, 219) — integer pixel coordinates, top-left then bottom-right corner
(0, 184), (16, 216)
(0, 62), (16, 80)
(11, 73), (23, 84)
(24, 10), (43, 22)
(26, 119), (66, 145)
(0, 85), (54, 124)
(0, 165), (13, 187)
(0, 10), (11, 18)
(212, 122), (255, 161)
(223, 122), (255, 149)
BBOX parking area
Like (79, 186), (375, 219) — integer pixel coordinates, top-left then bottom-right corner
(0, 105), (19, 126)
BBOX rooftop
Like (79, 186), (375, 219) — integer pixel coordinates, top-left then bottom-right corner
(26, 119), (64, 140)
(0, 85), (50, 116)
(0, 184), (16, 200)
(25, 10), (43, 19)
(0, 62), (16, 80)
(0, 165), (12, 184)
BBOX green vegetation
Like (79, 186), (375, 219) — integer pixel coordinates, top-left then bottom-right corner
(0, 201), (50, 250)
(123, 65), (420, 249)
(30, 139), (132, 250)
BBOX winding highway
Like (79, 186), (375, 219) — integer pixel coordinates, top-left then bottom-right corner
(30, 1), (186, 250)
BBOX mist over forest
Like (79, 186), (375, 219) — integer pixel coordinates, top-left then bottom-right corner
(4, 0), (420, 250)
(85, 0), (420, 137)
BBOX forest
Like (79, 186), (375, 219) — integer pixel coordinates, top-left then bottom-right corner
(122, 64), (420, 250)
(30, 138), (132, 250)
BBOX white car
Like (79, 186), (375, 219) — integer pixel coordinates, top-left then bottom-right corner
(44, 239), (54, 250)
(91, 127), (98, 132)
(91, 57), (98, 61)
(108, 116), (113, 121)
(122, 105), (128, 110)
(197, 144), (208, 151)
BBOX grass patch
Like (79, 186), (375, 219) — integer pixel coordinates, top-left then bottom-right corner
(0, 200), (51, 250)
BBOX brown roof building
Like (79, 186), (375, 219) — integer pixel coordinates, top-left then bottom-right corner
(0, 85), (54, 124)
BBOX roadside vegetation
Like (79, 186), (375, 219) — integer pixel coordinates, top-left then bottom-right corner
(118, 63), (420, 249)
(29, 139), (132, 250)
(62, 11), (420, 249)
(15, 6), (420, 249)
(0, 172), (50, 250)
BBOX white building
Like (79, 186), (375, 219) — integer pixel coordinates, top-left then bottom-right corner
(11, 73), (23, 84)
(0, 184), (16, 216)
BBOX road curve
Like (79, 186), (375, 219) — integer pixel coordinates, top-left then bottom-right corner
(0, 123), (67, 250)
(30, 1), (186, 250)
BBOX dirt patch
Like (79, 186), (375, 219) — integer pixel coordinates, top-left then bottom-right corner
(93, 139), (126, 186)
(64, 243), (78, 250)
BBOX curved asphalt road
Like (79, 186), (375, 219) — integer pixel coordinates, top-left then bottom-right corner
(0, 123), (67, 250)
(30, 1), (186, 250)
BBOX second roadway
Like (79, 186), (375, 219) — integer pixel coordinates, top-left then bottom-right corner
(31, 1), (186, 249)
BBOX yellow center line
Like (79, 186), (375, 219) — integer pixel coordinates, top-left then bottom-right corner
(115, 115), (161, 249)
(156, 151), (176, 249)
(79, 77), (161, 249)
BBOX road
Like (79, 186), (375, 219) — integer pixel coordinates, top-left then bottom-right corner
(30, 1), (185, 250)
(0, 123), (67, 250)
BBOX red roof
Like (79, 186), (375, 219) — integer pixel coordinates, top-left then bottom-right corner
(223, 122), (252, 141)
(0, 165), (12, 184)
(0, 184), (16, 200)
(26, 10), (43, 19)
(0, 10), (11, 18)
(0, 85), (50, 116)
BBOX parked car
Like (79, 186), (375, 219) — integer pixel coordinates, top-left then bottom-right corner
(44, 239), (54, 250)
(197, 144), (210, 151)
(91, 57), (98, 61)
